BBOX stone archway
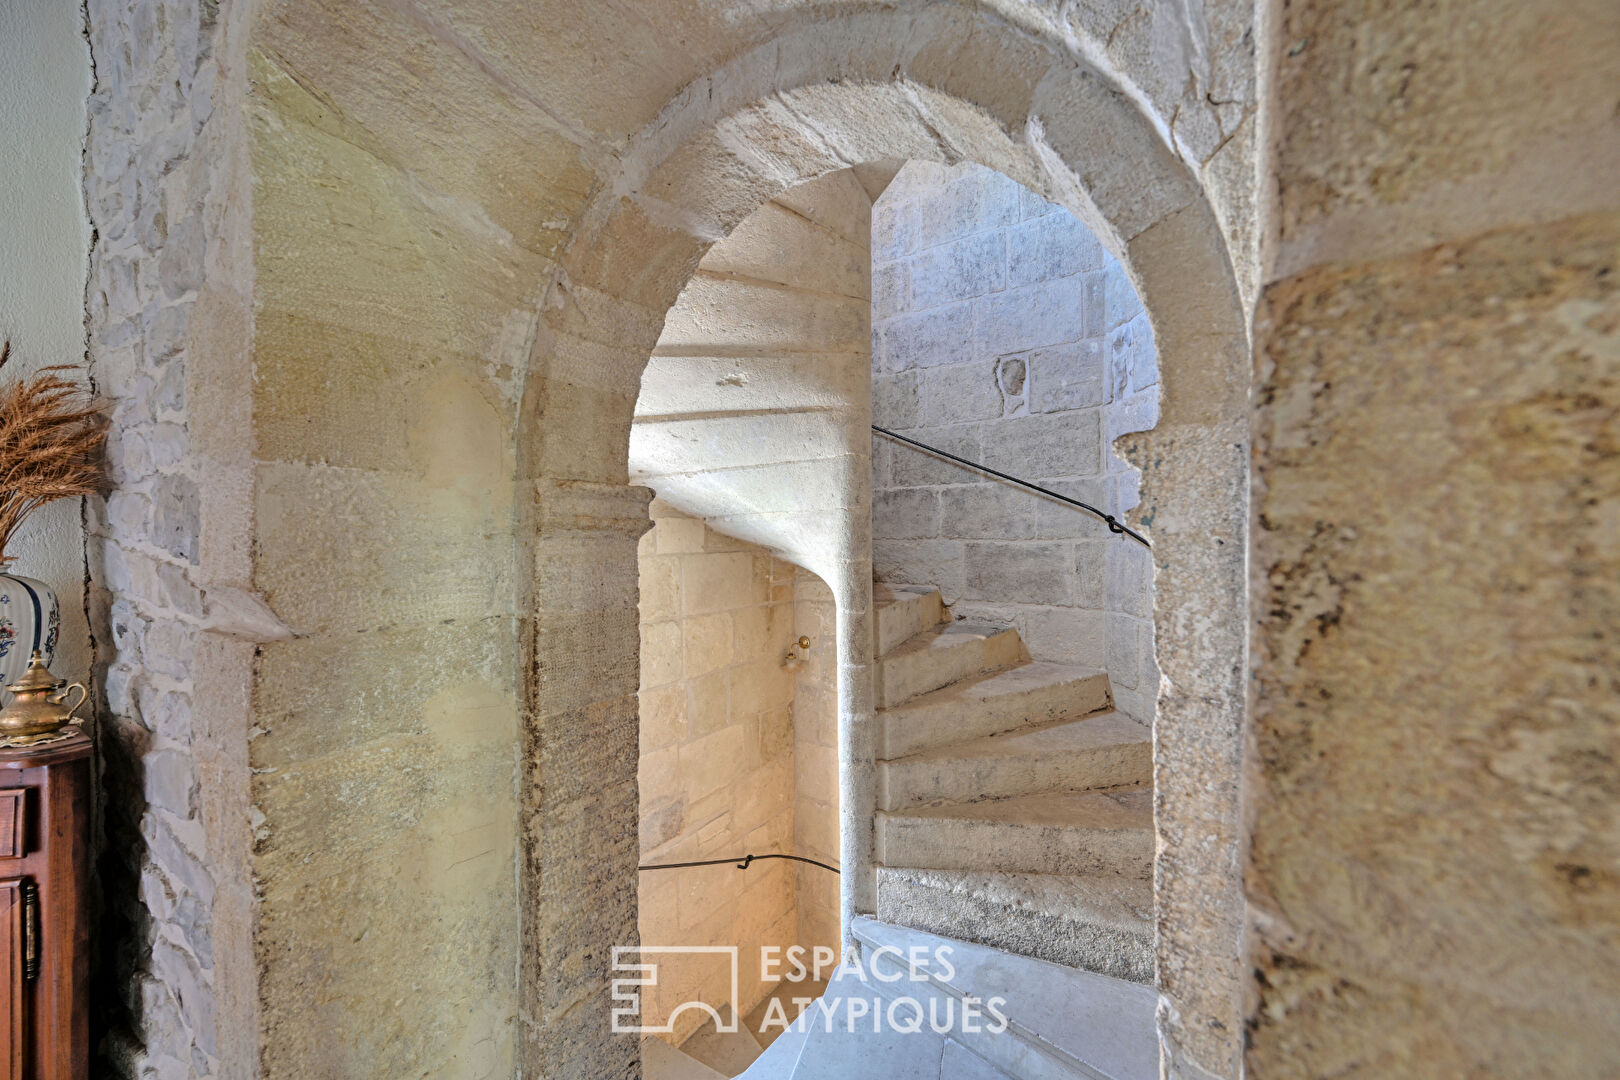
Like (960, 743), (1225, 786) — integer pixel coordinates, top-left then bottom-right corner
(514, 10), (1251, 1076)
(88, 1), (1253, 1076)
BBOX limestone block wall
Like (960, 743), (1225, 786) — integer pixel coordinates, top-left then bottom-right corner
(1247, 0), (1620, 1074)
(636, 503), (800, 1040)
(871, 162), (1160, 720)
(247, 41), (530, 1080)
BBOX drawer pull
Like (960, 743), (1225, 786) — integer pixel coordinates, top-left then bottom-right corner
(21, 881), (36, 981)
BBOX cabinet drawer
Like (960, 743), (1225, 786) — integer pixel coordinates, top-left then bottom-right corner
(0, 791), (21, 859)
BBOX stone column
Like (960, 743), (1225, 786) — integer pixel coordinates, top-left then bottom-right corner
(519, 477), (653, 1079)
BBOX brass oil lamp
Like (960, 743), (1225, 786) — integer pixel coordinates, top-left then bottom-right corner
(0, 651), (86, 743)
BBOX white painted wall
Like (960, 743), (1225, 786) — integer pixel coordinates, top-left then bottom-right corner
(0, 2), (93, 684)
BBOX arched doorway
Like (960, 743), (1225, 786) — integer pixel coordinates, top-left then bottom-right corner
(515, 15), (1251, 1076)
(227, 5), (1251, 1077)
(619, 152), (1182, 1075)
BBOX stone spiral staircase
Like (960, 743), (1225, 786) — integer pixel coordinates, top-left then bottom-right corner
(716, 583), (1160, 1078)
(649, 582), (1159, 1080)
(871, 582), (1156, 985)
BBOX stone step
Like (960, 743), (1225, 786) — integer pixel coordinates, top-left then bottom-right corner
(874, 868), (1156, 985)
(876, 788), (1153, 878)
(742, 978), (829, 1052)
(851, 916), (1159, 1080)
(876, 620), (1023, 708)
(644, 1037), (728, 1080)
(735, 1010), (812, 1080)
(879, 661), (1113, 758)
(873, 582), (946, 657)
(879, 711), (1151, 810)
(681, 1015), (765, 1077)
(767, 963), (950, 1080)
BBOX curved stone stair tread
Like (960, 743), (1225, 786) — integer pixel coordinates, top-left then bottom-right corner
(875, 866), (1155, 985)
(879, 711), (1152, 809)
(877, 620), (1024, 708)
(681, 1017), (766, 1076)
(874, 581), (938, 604)
(643, 1036), (729, 1080)
(873, 582), (947, 657)
(851, 916), (1159, 1080)
(736, 1011), (814, 1080)
(892, 710), (1149, 765)
(772, 963), (950, 1080)
(880, 661), (1113, 758)
(877, 788), (1153, 877)
(743, 977), (829, 1052)
(882, 619), (1014, 660)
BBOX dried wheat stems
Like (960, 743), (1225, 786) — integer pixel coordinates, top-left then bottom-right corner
(0, 341), (107, 562)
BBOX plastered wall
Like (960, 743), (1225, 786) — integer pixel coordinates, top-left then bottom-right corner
(871, 162), (1160, 721)
(636, 504), (801, 1040)
(0, 2), (92, 684)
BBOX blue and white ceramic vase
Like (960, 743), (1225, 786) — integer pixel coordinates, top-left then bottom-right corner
(0, 570), (60, 693)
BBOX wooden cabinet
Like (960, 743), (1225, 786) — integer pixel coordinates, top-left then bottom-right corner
(0, 733), (89, 1080)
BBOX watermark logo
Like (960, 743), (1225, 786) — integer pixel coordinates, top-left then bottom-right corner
(613, 943), (1008, 1037)
(610, 945), (741, 1035)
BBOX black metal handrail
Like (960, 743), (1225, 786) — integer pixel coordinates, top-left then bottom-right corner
(872, 425), (1152, 548)
(638, 852), (841, 874)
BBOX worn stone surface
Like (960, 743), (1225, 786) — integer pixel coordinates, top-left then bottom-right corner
(1270, 0), (1620, 280)
(83, 0), (263, 1075)
(1250, 213), (1620, 1076)
(248, 24), (531, 1075)
(875, 867), (1154, 984)
(1245, 4), (1620, 1076)
(519, 483), (650, 1080)
(878, 788), (1151, 880)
